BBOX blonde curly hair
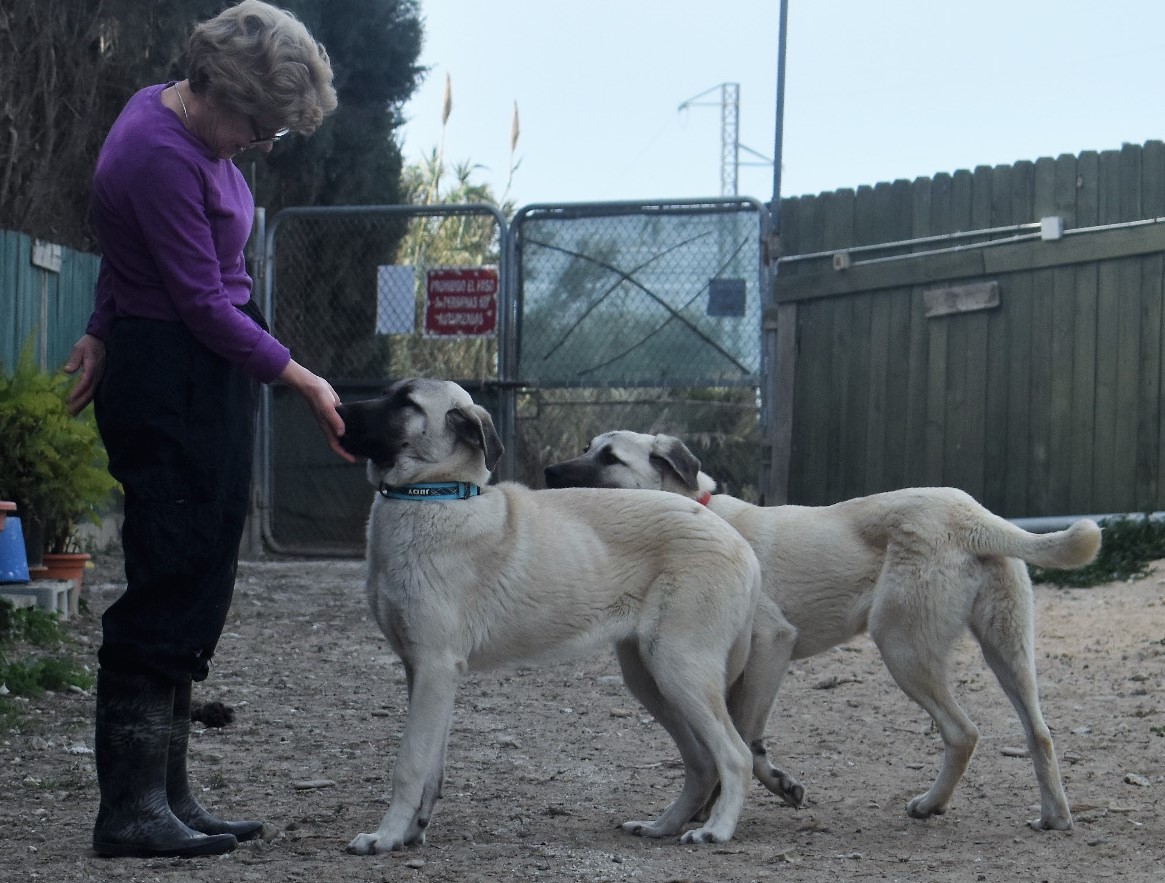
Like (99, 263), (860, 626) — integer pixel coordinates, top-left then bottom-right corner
(186, 0), (337, 135)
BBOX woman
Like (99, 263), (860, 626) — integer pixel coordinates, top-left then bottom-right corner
(64, 0), (353, 859)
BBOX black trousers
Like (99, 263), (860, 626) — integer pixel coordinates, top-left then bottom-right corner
(95, 316), (259, 685)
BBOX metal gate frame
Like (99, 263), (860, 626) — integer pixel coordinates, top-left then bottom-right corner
(255, 204), (511, 555)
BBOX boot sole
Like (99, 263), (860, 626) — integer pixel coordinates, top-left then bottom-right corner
(94, 833), (238, 858)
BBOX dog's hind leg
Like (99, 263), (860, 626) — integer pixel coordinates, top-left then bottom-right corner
(727, 597), (803, 808)
(644, 637), (753, 844)
(614, 642), (719, 839)
(348, 662), (460, 855)
(971, 562), (1071, 831)
(869, 568), (979, 821)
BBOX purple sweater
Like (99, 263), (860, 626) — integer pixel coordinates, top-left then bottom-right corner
(86, 83), (290, 383)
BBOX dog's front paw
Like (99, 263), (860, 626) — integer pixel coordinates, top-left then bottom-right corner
(620, 820), (675, 839)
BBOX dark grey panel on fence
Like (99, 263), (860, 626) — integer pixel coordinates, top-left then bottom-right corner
(768, 140), (1165, 520)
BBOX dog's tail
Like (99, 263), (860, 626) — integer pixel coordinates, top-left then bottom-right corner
(970, 514), (1102, 570)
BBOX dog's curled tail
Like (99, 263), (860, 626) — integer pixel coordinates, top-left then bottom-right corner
(981, 518), (1102, 570)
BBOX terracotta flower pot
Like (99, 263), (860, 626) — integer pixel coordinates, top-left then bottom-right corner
(33, 552), (92, 616)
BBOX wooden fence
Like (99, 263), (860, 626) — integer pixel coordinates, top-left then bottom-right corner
(765, 140), (1165, 519)
(0, 228), (99, 372)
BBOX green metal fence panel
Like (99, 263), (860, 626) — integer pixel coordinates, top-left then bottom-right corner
(1, 228), (99, 373)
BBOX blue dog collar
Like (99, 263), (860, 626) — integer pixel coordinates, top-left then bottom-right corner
(378, 481), (482, 501)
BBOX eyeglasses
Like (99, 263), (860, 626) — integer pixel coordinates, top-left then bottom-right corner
(249, 118), (290, 145)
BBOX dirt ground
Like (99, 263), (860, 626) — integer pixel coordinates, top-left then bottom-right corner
(2, 547), (1163, 883)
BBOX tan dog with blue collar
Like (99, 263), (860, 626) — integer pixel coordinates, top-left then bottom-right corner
(336, 379), (796, 853)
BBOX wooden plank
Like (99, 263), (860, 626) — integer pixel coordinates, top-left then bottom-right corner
(925, 174), (954, 487)
(766, 302), (797, 504)
(1147, 142), (1165, 511)
(857, 185), (888, 494)
(1026, 157), (1057, 515)
(959, 165), (993, 503)
(1046, 263), (1076, 517)
(1003, 160), (1035, 517)
(922, 281), (999, 318)
(824, 189), (856, 504)
(770, 221), (1165, 304)
(1068, 151), (1100, 513)
(765, 192), (800, 505)
(939, 170), (977, 497)
(978, 164), (1010, 513)
(1110, 145), (1143, 511)
(1091, 149), (1122, 511)
(903, 176), (934, 487)
(1069, 261), (1099, 513)
(788, 191), (831, 504)
(880, 178), (916, 492)
(787, 189), (824, 500)
(1112, 255), (1141, 511)
(1054, 152), (1079, 229)
(1044, 153), (1079, 516)
(791, 300), (833, 504)
(1136, 253), (1162, 510)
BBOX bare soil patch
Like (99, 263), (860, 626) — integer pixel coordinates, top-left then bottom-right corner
(3, 551), (1163, 882)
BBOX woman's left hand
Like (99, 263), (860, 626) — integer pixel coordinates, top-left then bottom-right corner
(63, 333), (106, 416)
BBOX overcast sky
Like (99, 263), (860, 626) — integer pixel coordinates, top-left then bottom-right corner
(396, 1), (1165, 207)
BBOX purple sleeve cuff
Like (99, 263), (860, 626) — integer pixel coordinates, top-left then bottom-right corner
(243, 333), (292, 384)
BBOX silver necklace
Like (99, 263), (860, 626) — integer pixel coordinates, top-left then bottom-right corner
(173, 83), (191, 129)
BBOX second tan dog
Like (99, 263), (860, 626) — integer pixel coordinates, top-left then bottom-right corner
(545, 431), (1102, 831)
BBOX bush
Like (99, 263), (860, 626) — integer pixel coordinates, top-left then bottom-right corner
(0, 339), (119, 553)
(0, 600), (93, 725)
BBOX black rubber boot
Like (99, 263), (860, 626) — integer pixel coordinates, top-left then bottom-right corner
(92, 669), (238, 858)
(168, 680), (264, 842)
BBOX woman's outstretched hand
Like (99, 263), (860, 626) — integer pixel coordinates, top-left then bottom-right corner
(278, 359), (356, 463)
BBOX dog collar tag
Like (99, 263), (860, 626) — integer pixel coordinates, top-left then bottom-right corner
(378, 481), (482, 501)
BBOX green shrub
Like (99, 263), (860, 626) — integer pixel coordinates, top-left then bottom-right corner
(1030, 515), (1165, 587)
(0, 602), (65, 646)
(0, 600), (92, 728)
(1, 656), (93, 696)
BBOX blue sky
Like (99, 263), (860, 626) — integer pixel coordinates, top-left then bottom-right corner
(398, 1), (1165, 206)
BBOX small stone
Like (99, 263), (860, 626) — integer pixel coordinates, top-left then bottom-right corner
(1124, 773), (1151, 787)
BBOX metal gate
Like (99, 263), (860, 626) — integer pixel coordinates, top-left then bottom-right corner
(257, 204), (508, 554)
(258, 198), (767, 555)
(506, 199), (767, 493)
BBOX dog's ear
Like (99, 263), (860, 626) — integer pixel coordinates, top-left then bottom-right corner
(447, 405), (505, 472)
(649, 434), (701, 492)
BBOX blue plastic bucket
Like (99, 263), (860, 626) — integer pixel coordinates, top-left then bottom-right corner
(0, 511), (32, 584)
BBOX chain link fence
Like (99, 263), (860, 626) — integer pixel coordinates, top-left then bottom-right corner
(258, 205), (506, 554)
(508, 199), (766, 498)
(259, 199), (766, 555)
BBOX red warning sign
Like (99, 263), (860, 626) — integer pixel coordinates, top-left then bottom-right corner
(424, 267), (498, 337)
